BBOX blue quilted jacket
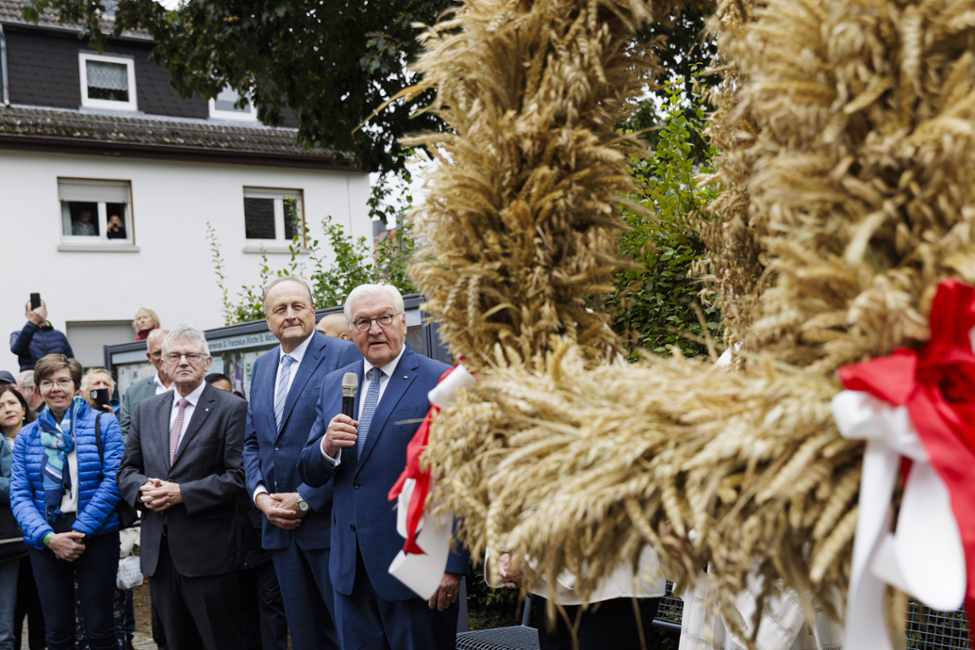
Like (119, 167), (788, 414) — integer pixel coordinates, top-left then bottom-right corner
(10, 401), (122, 549)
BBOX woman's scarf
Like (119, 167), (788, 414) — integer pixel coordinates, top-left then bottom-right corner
(37, 397), (84, 517)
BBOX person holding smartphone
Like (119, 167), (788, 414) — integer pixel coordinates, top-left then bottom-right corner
(10, 297), (74, 372)
(81, 369), (118, 418)
(9, 354), (124, 650)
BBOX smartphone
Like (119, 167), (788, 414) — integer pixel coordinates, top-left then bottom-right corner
(90, 388), (110, 409)
(29, 293), (41, 310)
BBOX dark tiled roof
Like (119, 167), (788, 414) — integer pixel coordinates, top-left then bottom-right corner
(0, 0), (148, 39)
(0, 106), (349, 168)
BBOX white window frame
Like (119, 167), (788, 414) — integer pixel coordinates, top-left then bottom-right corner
(243, 187), (305, 250)
(79, 52), (138, 111)
(57, 178), (137, 251)
(209, 87), (257, 121)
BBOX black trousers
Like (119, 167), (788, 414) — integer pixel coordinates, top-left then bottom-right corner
(149, 534), (243, 650)
(533, 595), (661, 650)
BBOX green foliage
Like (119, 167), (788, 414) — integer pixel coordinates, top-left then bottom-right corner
(607, 78), (722, 359)
(206, 221), (234, 325)
(208, 216), (417, 325)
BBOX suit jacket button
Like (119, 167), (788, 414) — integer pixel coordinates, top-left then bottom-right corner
(274, 445), (280, 451)
(353, 482), (360, 489)
(350, 524), (356, 531)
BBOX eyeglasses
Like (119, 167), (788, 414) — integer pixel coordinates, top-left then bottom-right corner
(39, 378), (74, 390)
(352, 313), (401, 332)
(148, 350), (162, 358)
(164, 352), (207, 364)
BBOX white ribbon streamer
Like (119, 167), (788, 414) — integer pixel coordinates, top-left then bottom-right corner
(831, 390), (965, 650)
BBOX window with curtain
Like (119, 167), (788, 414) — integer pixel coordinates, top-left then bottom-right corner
(79, 53), (137, 111)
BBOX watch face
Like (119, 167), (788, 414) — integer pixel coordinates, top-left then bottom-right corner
(297, 499), (309, 512)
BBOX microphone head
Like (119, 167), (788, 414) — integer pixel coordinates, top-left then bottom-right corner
(341, 372), (358, 398)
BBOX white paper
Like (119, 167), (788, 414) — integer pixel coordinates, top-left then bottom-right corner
(388, 513), (453, 599)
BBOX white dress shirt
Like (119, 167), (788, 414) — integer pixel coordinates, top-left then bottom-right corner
(154, 372), (173, 395)
(252, 332), (314, 502)
(274, 332), (314, 397)
(320, 345), (407, 464)
(168, 380), (207, 455)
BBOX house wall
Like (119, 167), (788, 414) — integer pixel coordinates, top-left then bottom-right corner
(0, 148), (372, 372)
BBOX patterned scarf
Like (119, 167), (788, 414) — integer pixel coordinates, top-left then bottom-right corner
(37, 397), (83, 518)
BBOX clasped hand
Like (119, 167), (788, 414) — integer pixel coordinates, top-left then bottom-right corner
(140, 478), (182, 512)
(48, 531), (86, 561)
(256, 492), (306, 530)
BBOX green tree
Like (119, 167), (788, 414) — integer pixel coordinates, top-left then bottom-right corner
(608, 78), (721, 359)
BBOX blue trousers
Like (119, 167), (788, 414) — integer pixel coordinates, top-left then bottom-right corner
(29, 518), (119, 650)
(333, 545), (459, 650)
(0, 560), (18, 650)
(270, 545), (339, 650)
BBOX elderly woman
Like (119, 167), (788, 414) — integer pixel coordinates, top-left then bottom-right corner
(10, 354), (123, 650)
(132, 308), (160, 342)
(0, 387), (33, 650)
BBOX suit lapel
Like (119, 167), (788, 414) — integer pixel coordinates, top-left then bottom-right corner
(156, 391), (176, 470)
(260, 346), (281, 436)
(276, 334), (327, 439)
(171, 383), (216, 467)
(355, 347), (418, 474)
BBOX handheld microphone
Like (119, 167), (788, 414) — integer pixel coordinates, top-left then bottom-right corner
(341, 372), (358, 420)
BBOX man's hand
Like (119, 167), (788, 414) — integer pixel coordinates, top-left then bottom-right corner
(321, 414), (358, 458)
(427, 572), (462, 611)
(27, 305), (47, 326)
(139, 478), (183, 512)
(48, 531), (86, 561)
(498, 552), (523, 589)
(256, 492), (304, 530)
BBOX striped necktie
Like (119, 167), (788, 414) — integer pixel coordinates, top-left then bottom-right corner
(356, 367), (382, 458)
(170, 399), (189, 464)
(274, 354), (295, 430)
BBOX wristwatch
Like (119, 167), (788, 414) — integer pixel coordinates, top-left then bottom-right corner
(295, 493), (310, 513)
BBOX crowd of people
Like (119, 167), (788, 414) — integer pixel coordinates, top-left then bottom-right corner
(1, 282), (666, 650)
(0, 282), (479, 650)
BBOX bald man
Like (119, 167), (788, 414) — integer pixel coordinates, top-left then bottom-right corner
(315, 313), (351, 340)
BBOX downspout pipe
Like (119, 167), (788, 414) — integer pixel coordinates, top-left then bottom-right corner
(0, 23), (10, 106)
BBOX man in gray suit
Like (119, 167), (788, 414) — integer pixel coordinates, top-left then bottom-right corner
(119, 328), (171, 438)
(117, 325), (246, 650)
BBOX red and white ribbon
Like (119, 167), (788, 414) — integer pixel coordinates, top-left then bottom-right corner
(387, 362), (476, 598)
(832, 279), (975, 649)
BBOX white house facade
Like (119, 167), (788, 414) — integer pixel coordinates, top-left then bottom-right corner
(0, 1), (372, 371)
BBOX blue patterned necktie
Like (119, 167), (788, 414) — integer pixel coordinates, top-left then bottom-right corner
(356, 367), (382, 458)
(274, 354), (295, 430)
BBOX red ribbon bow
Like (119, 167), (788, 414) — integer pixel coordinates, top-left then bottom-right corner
(388, 365), (457, 555)
(838, 278), (975, 636)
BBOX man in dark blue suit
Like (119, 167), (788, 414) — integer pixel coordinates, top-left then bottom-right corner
(243, 277), (360, 650)
(298, 283), (468, 650)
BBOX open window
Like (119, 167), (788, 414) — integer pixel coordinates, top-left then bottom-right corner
(79, 52), (137, 112)
(58, 179), (134, 248)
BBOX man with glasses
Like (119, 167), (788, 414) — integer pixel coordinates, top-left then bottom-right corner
(299, 284), (468, 650)
(118, 325), (247, 650)
(118, 329), (171, 440)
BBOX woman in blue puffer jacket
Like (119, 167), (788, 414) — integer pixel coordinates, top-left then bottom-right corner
(10, 354), (123, 650)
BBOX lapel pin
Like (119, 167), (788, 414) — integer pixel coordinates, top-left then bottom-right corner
(403, 375), (408, 379)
